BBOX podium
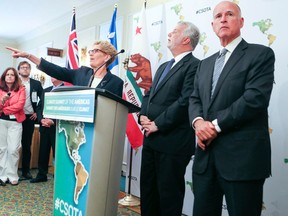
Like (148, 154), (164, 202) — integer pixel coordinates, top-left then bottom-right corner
(43, 86), (139, 216)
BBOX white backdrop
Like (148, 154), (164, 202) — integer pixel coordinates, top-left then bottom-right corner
(125, 0), (288, 215)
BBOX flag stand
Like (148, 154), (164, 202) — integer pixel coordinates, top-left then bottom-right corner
(118, 146), (140, 206)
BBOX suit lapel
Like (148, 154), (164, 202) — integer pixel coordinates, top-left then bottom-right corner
(97, 71), (112, 88)
(153, 53), (191, 95)
(29, 78), (34, 104)
(151, 64), (165, 95)
(207, 54), (218, 94)
(210, 40), (247, 104)
(154, 62), (180, 92)
(201, 55), (217, 106)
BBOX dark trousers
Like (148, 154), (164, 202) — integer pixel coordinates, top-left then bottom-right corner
(140, 145), (191, 216)
(193, 153), (265, 216)
(37, 126), (56, 178)
(21, 115), (35, 173)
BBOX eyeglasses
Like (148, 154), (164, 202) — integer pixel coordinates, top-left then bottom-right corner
(88, 49), (106, 55)
(20, 66), (30, 70)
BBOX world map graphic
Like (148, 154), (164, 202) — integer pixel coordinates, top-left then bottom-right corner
(253, 18), (276, 46)
(59, 120), (89, 205)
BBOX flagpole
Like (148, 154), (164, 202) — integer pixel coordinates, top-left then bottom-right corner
(107, 3), (119, 76)
(118, 145), (140, 206)
(127, 145), (133, 194)
(119, 0), (150, 207)
(65, 6), (79, 86)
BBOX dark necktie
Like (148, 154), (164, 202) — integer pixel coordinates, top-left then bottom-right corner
(156, 58), (175, 89)
(211, 48), (228, 96)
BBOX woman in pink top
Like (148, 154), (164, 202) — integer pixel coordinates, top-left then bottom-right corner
(0, 67), (26, 186)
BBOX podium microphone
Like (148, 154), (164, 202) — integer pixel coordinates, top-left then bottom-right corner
(88, 49), (125, 87)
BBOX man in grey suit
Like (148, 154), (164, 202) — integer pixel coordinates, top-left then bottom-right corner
(139, 21), (200, 216)
(189, 1), (275, 216)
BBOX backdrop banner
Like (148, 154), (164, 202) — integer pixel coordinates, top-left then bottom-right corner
(127, 0), (288, 215)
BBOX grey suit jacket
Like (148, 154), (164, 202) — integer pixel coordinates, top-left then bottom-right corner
(189, 39), (275, 180)
(140, 53), (200, 155)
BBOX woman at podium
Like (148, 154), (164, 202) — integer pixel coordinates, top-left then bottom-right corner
(6, 40), (123, 97)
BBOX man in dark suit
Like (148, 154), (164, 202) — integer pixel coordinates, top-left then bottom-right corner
(189, 1), (275, 216)
(18, 61), (43, 180)
(31, 77), (63, 183)
(139, 21), (200, 216)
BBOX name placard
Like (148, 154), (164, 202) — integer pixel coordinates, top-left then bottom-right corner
(47, 47), (63, 57)
(43, 89), (95, 123)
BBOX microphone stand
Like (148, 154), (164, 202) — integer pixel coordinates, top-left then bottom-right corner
(87, 49), (125, 87)
(87, 62), (107, 87)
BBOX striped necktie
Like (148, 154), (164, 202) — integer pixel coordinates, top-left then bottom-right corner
(156, 58), (175, 89)
(211, 48), (228, 96)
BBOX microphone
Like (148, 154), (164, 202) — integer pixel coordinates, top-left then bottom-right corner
(1, 92), (11, 105)
(88, 49), (125, 87)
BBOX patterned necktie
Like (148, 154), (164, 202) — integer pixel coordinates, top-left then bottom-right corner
(156, 58), (175, 89)
(211, 48), (228, 96)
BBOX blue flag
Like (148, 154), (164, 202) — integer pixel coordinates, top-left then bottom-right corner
(107, 6), (119, 75)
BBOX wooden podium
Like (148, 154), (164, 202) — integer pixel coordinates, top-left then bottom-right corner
(43, 87), (139, 216)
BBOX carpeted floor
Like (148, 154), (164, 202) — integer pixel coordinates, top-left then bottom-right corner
(0, 169), (140, 215)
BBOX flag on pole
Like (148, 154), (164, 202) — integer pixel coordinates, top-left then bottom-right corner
(123, 2), (152, 149)
(65, 7), (79, 85)
(156, 4), (169, 67)
(107, 4), (119, 76)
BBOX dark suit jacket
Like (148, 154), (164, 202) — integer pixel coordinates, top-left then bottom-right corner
(36, 84), (63, 133)
(189, 39), (275, 180)
(37, 58), (123, 97)
(29, 78), (43, 113)
(140, 53), (200, 155)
